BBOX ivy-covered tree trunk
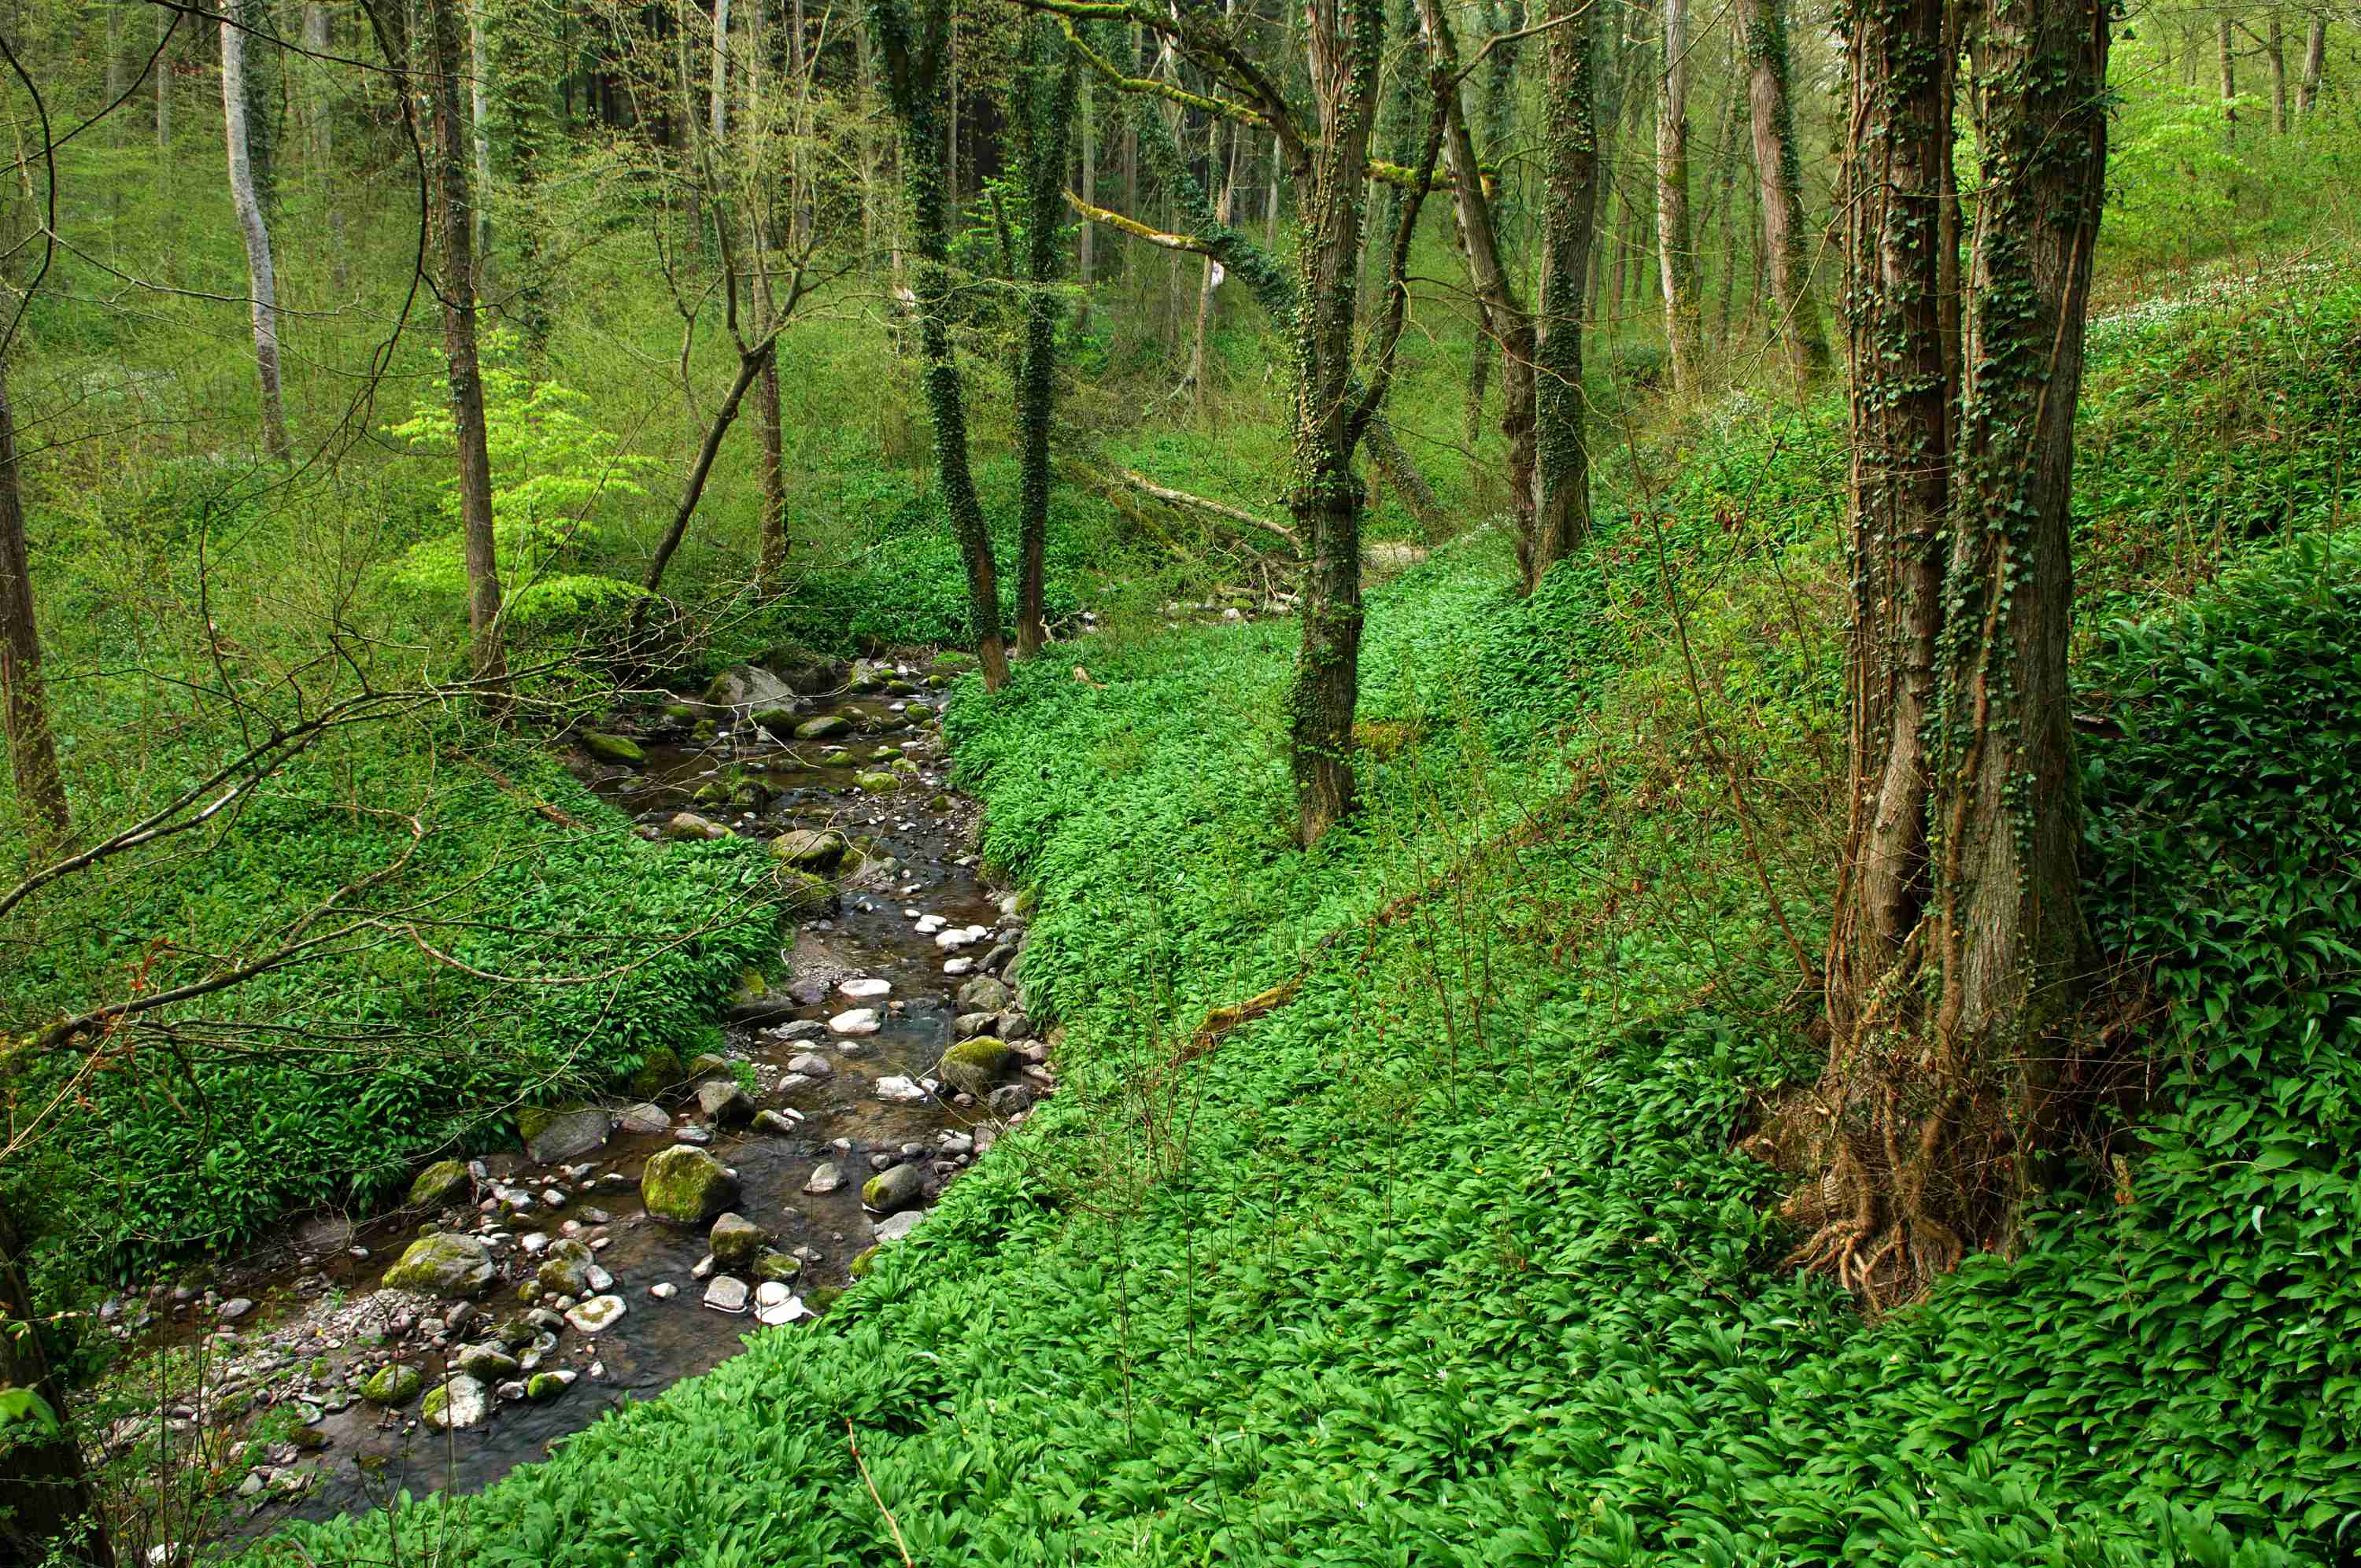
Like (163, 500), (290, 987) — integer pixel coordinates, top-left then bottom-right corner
(1806, 0), (2108, 1304)
(872, 0), (1009, 688)
(2297, 14), (2326, 115)
(1287, 0), (1386, 845)
(0, 360), (68, 849)
(1737, 0), (1830, 387)
(1, 1196), (113, 1566)
(1461, 0), (1524, 445)
(1013, 19), (1074, 659)
(424, 0), (508, 707)
(1529, 0), (1596, 585)
(1935, 0), (2106, 1096)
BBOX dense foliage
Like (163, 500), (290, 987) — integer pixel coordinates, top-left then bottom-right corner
(253, 260), (2361, 1567)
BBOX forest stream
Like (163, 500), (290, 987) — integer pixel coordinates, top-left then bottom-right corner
(99, 658), (1047, 1546)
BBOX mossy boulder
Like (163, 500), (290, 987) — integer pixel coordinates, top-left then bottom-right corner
(382, 1233), (494, 1299)
(848, 1246), (881, 1279)
(524, 1371), (576, 1402)
(708, 1212), (767, 1266)
(580, 732), (645, 766)
(360, 1363), (423, 1405)
(691, 780), (730, 806)
(536, 1240), (595, 1297)
(664, 812), (730, 840)
(889, 757), (922, 777)
(862, 1164), (926, 1215)
(627, 1046), (685, 1098)
(421, 1374), (491, 1431)
(940, 1036), (1014, 1096)
(775, 869), (836, 917)
(407, 1159), (470, 1209)
(753, 1251), (802, 1283)
(903, 702), (936, 722)
(794, 714), (852, 740)
(750, 707), (797, 736)
(755, 645), (846, 695)
(853, 771), (901, 793)
(641, 1146), (738, 1226)
(768, 828), (848, 869)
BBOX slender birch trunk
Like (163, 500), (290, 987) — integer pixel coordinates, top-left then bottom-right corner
(220, 0), (291, 459)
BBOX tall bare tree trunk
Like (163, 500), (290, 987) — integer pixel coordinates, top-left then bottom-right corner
(1738, 0), (1829, 387)
(2297, 13), (2326, 114)
(2269, 8), (2289, 131)
(1, 1196), (113, 1566)
(2219, 17), (2239, 136)
(1077, 68), (1095, 325)
(220, 0), (290, 460)
(468, 0), (493, 283)
(1653, 0), (1698, 390)
(1418, 0), (1539, 563)
(154, 5), (172, 146)
(1532, 0), (1596, 579)
(0, 362), (68, 849)
(710, 0), (731, 144)
(424, 0), (508, 705)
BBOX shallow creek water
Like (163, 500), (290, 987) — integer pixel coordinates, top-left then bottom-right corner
(120, 668), (1040, 1545)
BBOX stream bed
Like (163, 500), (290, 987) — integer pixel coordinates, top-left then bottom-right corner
(101, 655), (1049, 1549)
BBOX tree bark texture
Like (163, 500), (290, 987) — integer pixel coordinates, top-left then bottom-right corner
(1653, 0), (1699, 390)
(871, 0), (1010, 688)
(1286, 0), (1386, 845)
(424, 0), (508, 705)
(1530, 0), (1597, 584)
(1737, 0), (1830, 387)
(220, 0), (290, 459)
(1808, 0), (2108, 1303)
(1014, 17), (1076, 658)
(0, 361), (69, 847)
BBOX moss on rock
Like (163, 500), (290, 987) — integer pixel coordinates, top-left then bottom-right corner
(940, 1036), (1014, 1095)
(580, 732), (645, 766)
(641, 1145), (737, 1226)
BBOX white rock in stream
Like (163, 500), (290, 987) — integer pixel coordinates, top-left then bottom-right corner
(874, 1075), (930, 1104)
(935, 928), (981, 950)
(565, 1295), (626, 1334)
(944, 957), (974, 976)
(829, 1007), (882, 1035)
(704, 1276), (750, 1314)
(423, 1374), (492, 1431)
(787, 1053), (833, 1076)
(649, 1282), (678, 1300)
(753, 1283), (811, 1326)
(840, 977), (892, 998)
(914, 915), (946, 934)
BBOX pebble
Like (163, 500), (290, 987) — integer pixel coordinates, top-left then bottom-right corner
(691, 1253), (718, 1279)
(650, 1282), (678, 1300)
(874, 1075), (930, 1104)
(944, 957), (975, 976)
(520, 1232), (552, 1256)
(704, 1276), (751, 1315)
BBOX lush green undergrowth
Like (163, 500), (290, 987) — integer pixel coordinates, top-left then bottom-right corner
(254, 264), (2361, 1565)
(4, 731), (778, 1281)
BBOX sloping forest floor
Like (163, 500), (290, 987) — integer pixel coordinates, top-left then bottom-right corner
(225, 258), (2361, 1565)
